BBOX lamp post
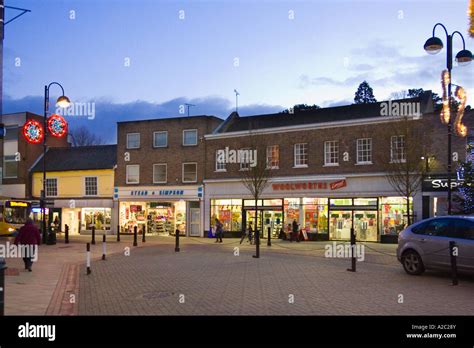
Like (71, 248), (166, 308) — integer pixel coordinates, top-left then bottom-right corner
(41, 82), (71, 244)
(424, 23), (472, 215)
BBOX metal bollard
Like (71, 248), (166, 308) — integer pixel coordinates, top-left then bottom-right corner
(142, 228), (146, 243)
(133, 226), (138, 247)
(253, 229), (260, 258)
(86, 243), (91, 275)
(102, 235), (106, 260)
(175, 229), (180, 252)
(65, 224), (69, 244)
(0, 258), (7, 316)
(347, 228), (356, 272)
(267, 226), (271, 247)
(449, 241), (458, 286)
(117, 225), (120, 242)
(91, 226), (96, 245)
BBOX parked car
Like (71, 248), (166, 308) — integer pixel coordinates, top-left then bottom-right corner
(397, 216), (474, 275)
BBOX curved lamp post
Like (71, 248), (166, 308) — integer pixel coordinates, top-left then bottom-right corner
(41, 82), (71, 244)
(423, 23), (472, 215)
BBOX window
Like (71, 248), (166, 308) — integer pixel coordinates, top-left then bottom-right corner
(240, 148), (251, 171)
(357, 138), (372, 164)
(390, 135), (406, 162)
(84, 177), (98, 196)
(153, 164), (167, 183)
(183, 129), (198, 146)
(453, 219), (474, 240)
(153, 131), (168, 148)
(126, 133), (140, 149)
(266, 145), (279, 169)
(126, 165), (140, 184)
(3, 126), (19, 178)
(3, 155), (18, 178)
(182, 162), (197, 182)
(215, 151), (226, 172)
(294, 143), (308, 167)
(45, 178), (58, 197)
(324, 141), (339, 166)
(417, 218), (451, 237)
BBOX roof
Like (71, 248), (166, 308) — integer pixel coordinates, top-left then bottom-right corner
(31, 145), (117, 172)
(216, 92), (434, 133)
(117, 114), (223, 124)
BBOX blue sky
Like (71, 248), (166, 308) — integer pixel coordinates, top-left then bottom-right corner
(3, 0), (473, 142)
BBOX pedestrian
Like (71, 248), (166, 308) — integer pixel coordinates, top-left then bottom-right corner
(215, 218), (223, 243)
(292, 219), (300, 243)
(14, 218), (41, 272)
(247, 224), (253, 244)
(240, 224), (253, 245)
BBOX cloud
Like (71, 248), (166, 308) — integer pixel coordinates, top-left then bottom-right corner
(3, 95), (284, 143)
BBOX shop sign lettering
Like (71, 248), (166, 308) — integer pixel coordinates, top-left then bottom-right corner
(272, 180), (347, 191)
(130, 190), (185, 196)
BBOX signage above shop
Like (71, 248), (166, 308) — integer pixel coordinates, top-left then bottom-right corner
(422, 175), (460, 192)
(117, 186), (201, 200)
(272, 179), (347, 192)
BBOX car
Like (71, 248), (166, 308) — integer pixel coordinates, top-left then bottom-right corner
(397, 216), (474, 275)
(0, 221), (18, 237)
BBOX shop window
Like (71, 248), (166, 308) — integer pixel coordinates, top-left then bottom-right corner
(182, 162), (197, 183)
(153, 131), (168, 148)
(183, 129), (198, 146)
(210, 199), (242, 233)
(330, 198), (352, 206)
(82, 208), (111, 231)
(381, 197), (411, 235)
(84, 177), (98, 196)
(153, 164), (167, 183)
(294, 143), (308, 167)
(126, 133), (140, 149)
(45, 178), (58, 197)
(390, 135), (406, 163)
(356, 138), (372, 164)
(266, 145), (279, 169)
(126, 165), (140, 184)
(324, 141), (339, 166)
(354, 198), (377, 206)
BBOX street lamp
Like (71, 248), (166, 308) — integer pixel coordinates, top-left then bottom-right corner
(41, 82), (71, 244)
(423, 23), (472, 215)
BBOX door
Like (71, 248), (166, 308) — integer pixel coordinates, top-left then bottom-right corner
(245, 209), (262, 235)
(329, 211), (352, 240)
(414, 218), (452, 268)
(261, 210), (283, 239)
(449, 218), (474, 271)
(189, 208), (200, 236)
(354, 211), (378, 242)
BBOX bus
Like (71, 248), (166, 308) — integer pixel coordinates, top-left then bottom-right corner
(0, 198), (31, 236)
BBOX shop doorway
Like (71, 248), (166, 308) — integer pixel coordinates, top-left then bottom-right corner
(189, 208), (200, 236)
(243, 209), (283, 239)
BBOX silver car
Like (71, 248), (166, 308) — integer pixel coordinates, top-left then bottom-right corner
(397, 216), (474, 275)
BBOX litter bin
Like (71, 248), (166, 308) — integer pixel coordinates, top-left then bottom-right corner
(46, 227), (57, 245)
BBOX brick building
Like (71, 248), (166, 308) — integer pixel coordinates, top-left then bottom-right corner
(114, 115), (222, 236)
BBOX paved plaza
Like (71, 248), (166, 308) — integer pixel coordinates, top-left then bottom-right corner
(2, 235), (474, 316)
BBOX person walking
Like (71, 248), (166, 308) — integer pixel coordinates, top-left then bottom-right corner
(215, 218), (223, 243)
(291, 219), (300, 243)
(14, 219), (41, 272)
(240, 224), (253, 245)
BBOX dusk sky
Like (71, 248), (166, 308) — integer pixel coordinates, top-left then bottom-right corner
(3, 0), (473, 142)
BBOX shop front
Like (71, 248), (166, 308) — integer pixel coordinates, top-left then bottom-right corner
(421, 174), (461, 218)
(115, 186), (203, 237)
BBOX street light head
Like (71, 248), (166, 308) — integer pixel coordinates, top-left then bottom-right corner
(455, 49), (473, 66)
(424, 36), (443, 55)
(56, 95), (71, 108)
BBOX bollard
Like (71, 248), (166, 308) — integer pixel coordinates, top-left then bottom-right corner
(347, 228), (356, 272)
(0, 258), (7, 316)
(449, 241), (458, 286)
(267, 226), (271, 247)
(253, 229), (260, 259)
(86, 243), (91, 275)
(142, 228), (146, 243)
(65, 224), (69, 244)
(102, 235), (106, 261)
(117, 225), (120, 242)
(175, 229), (180, 252)
(91, 226), (96, 245)
(133, 226), (138, 247)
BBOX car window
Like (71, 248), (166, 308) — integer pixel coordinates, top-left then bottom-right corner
(453, 219), (474, 240)
(423, 219), (451, 237)
(411, 220), (430, 235)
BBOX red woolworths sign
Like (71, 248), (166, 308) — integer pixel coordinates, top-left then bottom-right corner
(272, 180), (347, 191)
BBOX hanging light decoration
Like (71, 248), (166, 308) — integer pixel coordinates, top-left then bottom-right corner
(47, 114), (68, 137)
(469, 0), (474, 38)
(23, 120), (44, 144)
(440, 69), (451, 124)
(454, 85), (468, 137)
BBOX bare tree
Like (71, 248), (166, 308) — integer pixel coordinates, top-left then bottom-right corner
(376, 116), (430, 225)
(69, 125), (104, 146)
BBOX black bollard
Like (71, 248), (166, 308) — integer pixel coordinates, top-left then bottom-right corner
(133, 226), (138, 247)
(102, 235), (106, 261)
(347, 228), (356, 272)
(65, 224), (69, 244)
(117, 225), (120, 242)
(91, 226), (96, 245)
(86, 243), (91, 275)
(267, 226), (271, 247)
(253, 229), (260, 258)
(175, 229), (180, 252)
(142, 228), (146, 243)
(449, 241), (458, 286)
(0, 258), (7, 316)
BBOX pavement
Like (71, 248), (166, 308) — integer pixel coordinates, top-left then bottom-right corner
(2, 234), (474, 315)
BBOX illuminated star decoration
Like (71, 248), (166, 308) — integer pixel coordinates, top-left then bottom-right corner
(23, 120), (44, 144)
(454, 85), (467, 137)
(440, 70), (450, 125)
(47, 114), (68, 137)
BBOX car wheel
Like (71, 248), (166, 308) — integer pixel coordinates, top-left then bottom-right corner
(402, 250), (425, 275)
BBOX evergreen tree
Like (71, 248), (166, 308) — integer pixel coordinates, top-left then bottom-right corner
(354, 81), (377, 104)
(454, 150), (474, 214)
